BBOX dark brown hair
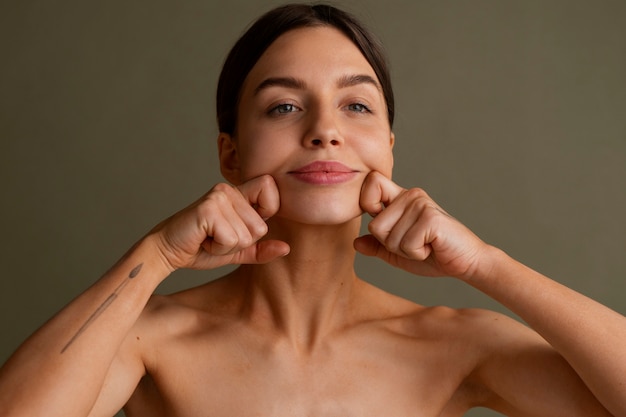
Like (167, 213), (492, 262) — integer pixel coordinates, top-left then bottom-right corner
(216, 3), (395, 135)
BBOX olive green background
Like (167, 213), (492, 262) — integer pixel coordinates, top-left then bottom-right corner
(1, 1), (624, 416)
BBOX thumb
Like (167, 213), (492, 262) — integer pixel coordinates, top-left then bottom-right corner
(233, 239), (291, 264)
(353, 234), (382, 257)
(353, 234), (406, 270)
(360, 171), (404, 217)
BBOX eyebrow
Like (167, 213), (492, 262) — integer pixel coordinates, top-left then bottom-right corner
(253, 74), (381, 96)
(336, 74), (381, 92)
(254, 77), (307, 95)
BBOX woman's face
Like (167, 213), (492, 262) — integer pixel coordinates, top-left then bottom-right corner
(221, 26), (394, 225)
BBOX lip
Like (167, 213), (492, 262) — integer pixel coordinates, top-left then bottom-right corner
(288, 161), (359, 185)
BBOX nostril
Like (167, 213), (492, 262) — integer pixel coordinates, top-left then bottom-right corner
(312, 139), (322, 146)
(330, 139), (339, 146)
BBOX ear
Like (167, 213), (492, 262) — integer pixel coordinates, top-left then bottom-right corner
(218, 132), (241, 185)
(389, 131), (395, 169)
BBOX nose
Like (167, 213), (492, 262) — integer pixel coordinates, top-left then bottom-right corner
(302, 105), (343, 148)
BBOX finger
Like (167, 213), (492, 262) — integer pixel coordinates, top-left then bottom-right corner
(367, 187), (442, 256)
(197, 185), (263, 255)
(353, 234), (402, 266)
(231, 239), (291, 265)
(196, 239), (290, 269)
(378, 206), (422, 257)
(204, 205), (258, 256)
(378, 190), (435, 258)
(236, 174), (281, 220)
(353, 234), (381, 257)
(354, 234), (441, 277)
(359, 171), (404, 217)
(397, 221), (433, 261)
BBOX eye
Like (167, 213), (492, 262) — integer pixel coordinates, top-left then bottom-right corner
(346, 102), (371, 113)
(269, 103), (300, 115)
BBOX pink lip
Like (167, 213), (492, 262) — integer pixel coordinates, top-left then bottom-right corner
(289, 161), (359, 185)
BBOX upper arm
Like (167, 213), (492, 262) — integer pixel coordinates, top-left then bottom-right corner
(86, 325), (146, 417)
(470, 311), (613, 417)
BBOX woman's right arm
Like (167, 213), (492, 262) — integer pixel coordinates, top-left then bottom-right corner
(0, 235), (169, 417)
(0, 175), (287, 417)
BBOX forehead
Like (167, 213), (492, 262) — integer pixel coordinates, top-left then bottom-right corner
(242, 26), (379, 94)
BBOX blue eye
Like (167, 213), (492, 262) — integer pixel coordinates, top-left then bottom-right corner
(270, 103), (298, 114)
(347, 103), (371, 113)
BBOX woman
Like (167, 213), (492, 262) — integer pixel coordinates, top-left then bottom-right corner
(1, 4), (624, 416)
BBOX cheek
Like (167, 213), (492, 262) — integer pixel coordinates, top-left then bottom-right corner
(376, 148), (394, 177)
(237, 137), (290, 180)
(360, 135), (394, 177)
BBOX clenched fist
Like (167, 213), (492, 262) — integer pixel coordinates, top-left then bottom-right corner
(355, 171), (490, 280)
(150, 175), (290, 272)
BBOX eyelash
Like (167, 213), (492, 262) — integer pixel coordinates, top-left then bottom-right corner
(346, 102), (371, 113)
(268, 102), (372, 116)
(268, 103), (300, 115)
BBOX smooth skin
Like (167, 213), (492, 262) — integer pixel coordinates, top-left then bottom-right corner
(1, 26), (625, 417)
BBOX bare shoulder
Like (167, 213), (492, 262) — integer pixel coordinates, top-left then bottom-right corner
(391, 302), (551, 365)
(348, 285), (543, 411)
(129, 276), (242, 355)
(358, 281), (530, 344)
(439, 308), (612, 416)
(351, 283), (525, 370)
(145, 275), (238, 315)
(358, 283), (558, 381)
(402, 305), (609, 416)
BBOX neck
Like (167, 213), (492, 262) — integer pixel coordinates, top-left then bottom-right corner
(233, 216), (364, 351)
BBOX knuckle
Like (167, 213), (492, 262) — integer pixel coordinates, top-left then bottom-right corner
(251, 221), (268, 237)
(203, 184), (237, 207)
(205, 190), (228, 206)
(405, 187), (428, 200)
(237, 233), (254, 249)
(212, 182), (234, 193)
(217, 233), (239, 249)
(196, 198), (221, 220)
(423, 204), (446, 222)
(257, 174), (275, 187)
(367, 219), (381, 235)
(402, 243), (428, 261)
(400, 240), (419, 258)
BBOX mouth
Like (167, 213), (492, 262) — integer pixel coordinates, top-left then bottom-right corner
(290, 161), (356, 174)
(288, 161), (359, 185)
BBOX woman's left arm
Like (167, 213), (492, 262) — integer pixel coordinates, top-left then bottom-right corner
(356, 171), (626, 416)
(468, 247), (626, 416)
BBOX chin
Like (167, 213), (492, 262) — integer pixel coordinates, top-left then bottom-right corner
(276, 200), (363, 226)
(271, 180), (364, 225)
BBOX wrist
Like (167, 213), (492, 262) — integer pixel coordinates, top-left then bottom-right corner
(122, 234), (176, 286)
(463, 243), (509, 283)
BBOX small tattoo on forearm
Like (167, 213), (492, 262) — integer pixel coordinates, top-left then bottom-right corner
(129, 263), (143, 278)
(60, 263), (143, 354)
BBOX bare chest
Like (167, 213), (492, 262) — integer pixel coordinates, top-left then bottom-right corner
(125, 334), (474, 417)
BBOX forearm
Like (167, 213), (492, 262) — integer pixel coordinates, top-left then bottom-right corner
(0, 234), (170, 417)
(469, 246), (626, 416)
